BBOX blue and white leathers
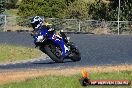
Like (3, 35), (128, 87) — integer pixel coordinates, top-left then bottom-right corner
(34, 27), (69, 59)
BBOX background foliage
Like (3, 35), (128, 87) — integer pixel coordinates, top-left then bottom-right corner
(89, 0), (132, 21)
(0, 0), (5, 13)
(89, 0), (108, 20)
(65, 0), (90, 19)
(18, 0), (66, 18)
(1, 0), (132, 21)
(0, 0), (18, 14)
(6, 0), (19, 9)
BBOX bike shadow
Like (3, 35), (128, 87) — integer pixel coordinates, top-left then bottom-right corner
(32, 60), (74, 65)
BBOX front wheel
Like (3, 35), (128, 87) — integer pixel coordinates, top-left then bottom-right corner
(44, 44), (63, 63)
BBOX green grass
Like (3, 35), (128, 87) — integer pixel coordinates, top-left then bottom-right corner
(0, 44), (43, 63)
(0, 71), (131, 88)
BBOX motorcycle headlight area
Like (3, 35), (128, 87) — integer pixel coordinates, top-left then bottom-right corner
(37, 35), (45, 42)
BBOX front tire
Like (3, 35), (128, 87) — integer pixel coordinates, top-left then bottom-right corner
(44, 44), (63, 63)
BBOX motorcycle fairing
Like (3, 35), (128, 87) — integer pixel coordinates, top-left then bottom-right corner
(34, 27), (69, 58)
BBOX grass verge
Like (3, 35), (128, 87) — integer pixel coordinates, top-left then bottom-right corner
(0, 44), (43, 63)
(0, 70), (131, 88)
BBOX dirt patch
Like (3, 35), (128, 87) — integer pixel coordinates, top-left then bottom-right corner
(5, 25), (32, 32)
(0, 65), (132, 84)
(90, 28), (111, 34)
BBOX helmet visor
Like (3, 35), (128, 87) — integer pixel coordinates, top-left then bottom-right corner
(31, 21), (39, 29)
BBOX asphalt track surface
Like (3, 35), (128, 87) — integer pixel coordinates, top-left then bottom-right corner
(0, 32), (132, 70)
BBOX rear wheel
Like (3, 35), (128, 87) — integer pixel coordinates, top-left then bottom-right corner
(44, 44), (63, 63)
(70, 48), (81, 61)
(68, 42), (81, 62)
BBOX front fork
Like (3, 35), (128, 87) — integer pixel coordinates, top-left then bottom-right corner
(55, 41), (69, 58)
(50, 37), (70, 59)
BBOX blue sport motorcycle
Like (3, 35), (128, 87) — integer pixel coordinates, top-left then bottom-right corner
(32, 27), (81, 63)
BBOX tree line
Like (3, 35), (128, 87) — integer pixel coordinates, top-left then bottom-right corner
(1, 0), (132, 21)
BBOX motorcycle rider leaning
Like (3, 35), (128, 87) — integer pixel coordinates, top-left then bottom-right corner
(31, 16), (69, 47)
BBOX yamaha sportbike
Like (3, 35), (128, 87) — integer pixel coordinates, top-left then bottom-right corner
(32, 27), (81, 63)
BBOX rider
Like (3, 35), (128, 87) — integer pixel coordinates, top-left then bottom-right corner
(31, 16), (51, 44)
(31, 16), (70, 57)
(31, 16), (69, 44)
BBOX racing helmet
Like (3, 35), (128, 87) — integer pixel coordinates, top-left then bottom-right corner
(31, 16), (44, 29)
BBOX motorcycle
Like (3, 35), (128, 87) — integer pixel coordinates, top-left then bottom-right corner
(32, 27), (81, 63)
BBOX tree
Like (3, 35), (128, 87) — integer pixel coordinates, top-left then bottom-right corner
(89, 0), (108, 20)
(89, 0), (132, 21)
(108, 0), (132, 21)
(0, 1), (5, 13)
(48, 0), (66, 18)
(65, 0), (76, 6)
(65, 0), (90, 19)
(18, 0), (66, 18)
(6, 0), (18, 9)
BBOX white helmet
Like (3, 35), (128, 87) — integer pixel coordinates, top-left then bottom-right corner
(31, 16), (44, 29)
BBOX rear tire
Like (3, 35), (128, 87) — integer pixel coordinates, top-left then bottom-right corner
(44, 45), (63, 63)
(70, 49), (81, 61)
(68, 42), (81, 62)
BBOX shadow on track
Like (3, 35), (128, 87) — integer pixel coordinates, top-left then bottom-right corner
(33, 60), (73, 64)
(0, 59), (75, 70)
